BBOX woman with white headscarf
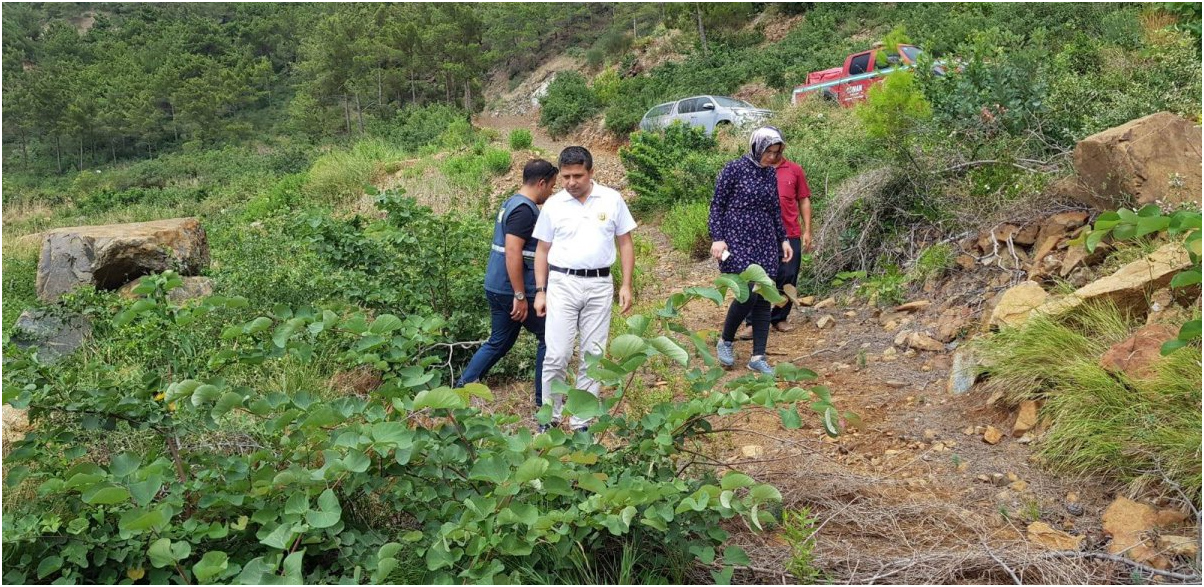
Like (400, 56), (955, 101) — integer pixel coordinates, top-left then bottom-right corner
(708, 126), (794, 375)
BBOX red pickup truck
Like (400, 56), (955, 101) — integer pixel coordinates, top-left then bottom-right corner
(791, 44), (927, 106)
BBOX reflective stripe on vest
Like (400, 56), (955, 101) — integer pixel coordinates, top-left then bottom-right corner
(492, 243), (537, 259)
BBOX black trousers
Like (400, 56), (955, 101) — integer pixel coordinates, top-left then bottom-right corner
(723, 292), (771, 356)
(745, 237), (802, 326)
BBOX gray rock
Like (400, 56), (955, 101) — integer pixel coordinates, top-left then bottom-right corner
(11, 309), (92, 364)
(947, 349), (981, 394)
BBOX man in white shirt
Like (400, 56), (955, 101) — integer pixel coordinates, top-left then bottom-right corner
(533, 146), (637, 433)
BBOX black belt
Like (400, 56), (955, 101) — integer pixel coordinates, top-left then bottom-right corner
(550, 265), (610, 278)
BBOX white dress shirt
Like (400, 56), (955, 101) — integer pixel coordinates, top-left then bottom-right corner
(532, 181), (637, 269)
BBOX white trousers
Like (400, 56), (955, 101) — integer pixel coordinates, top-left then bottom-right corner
(542, 271), (613, 428)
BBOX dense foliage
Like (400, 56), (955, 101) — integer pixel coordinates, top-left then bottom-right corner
(2, 269), (848, 584)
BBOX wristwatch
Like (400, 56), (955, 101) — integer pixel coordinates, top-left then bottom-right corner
(514, 291), (527, 301)
(534, 286), (546, 294)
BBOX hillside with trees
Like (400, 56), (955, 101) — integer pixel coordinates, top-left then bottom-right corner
(2, 3), (1201, 584)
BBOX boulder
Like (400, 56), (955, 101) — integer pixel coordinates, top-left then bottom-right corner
(118, 275), (215, 304)
(1072, 112), (1202, 210)
(1026, 522), (1084, 551)
(1098, 324), (1177, 379)
(37, 218), (209, 302)
(10, 309), (92, 364)
(955, 254), (977, 271)
(815, 315), (836, 329)
(814, 297), (836, 309)
(1038, 242), (1192, 318)
(1013, 400), (1040, 435)
(989, 281), (1049, 329)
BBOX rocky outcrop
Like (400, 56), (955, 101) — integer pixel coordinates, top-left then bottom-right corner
(36, 218), (209, 302)
(1072, 112), (1203, 210)
(1037, 242), (1191, 318)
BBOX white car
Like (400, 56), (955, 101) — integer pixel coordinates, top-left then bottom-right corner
(639, 95), (774, 135)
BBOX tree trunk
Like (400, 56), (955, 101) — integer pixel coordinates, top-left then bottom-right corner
(377, 69), (383, 112)
(463, 79), (471, 111)
(410, 69), (417, 104)
(19, 127), (28, 170)
(695, 3), (708, 56)
(78, 137), (84, 171)
(355, 92), (364, 134)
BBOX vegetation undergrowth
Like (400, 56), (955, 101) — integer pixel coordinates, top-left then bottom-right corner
(973, 300), (1201, 507)
(3, 268), (852, 584)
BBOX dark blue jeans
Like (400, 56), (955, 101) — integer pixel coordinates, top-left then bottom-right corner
(454, 290), (546, 407)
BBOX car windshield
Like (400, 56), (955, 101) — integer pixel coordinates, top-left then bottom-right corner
(901, 46), (921, 62)
(713, 96), (754, 109)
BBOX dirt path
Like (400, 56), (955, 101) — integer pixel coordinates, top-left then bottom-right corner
(471, 114), (1121, 583)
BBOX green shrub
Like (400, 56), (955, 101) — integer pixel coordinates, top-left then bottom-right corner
(380, 104), (469, 152)
(538, 72), (600, 139)
(305, 139), (406, 203)
(620, 123), (724, 214)
(507, 129), (533, 150)
(857, 71), (931, 144)
(592, 69), (622, 106)
(242, 173), (308, 221)
(662, 200), (712, 259)
(483, 148), (512, 175)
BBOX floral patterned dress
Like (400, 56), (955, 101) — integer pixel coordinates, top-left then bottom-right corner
(708, 156), (787, 278)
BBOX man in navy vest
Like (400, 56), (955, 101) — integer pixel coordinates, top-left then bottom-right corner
(454, 159), (559, 407)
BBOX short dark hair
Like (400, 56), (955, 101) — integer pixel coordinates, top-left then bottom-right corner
(558, 146), (593, 171)
(522, 159), (558, 185)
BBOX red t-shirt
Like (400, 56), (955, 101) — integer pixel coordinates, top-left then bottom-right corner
(776, 159), (811, 238)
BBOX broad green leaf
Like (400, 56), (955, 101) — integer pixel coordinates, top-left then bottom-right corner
(118, 506), (169, 533)
(684, 286), (725, 306)
(724, 546), (751, 566)
(1117, 208), (1138, 223)
(748, 484), (782, 503)
(712, 566), (734, 585)
(779, 407), (802, 429)
(285, 492), (308, 515)
(462, 382), (493, 401)
(515, 457), (550, 483)
(193, 551), (228, 583)
(1085, 229), (1107, 253)
(1160, 338), (1188, 355)
(412, 387), (466, 411)
(369, 314), (404, 334)
(647, 336), (689, 365)
(306, 489), (342, 529)
(109, 453), (142, 478)
(370, 422), (413, 447)
(565, 388), (603, 420)
(372, 558), (398, 584)
(469, 455), (510, 485)
(271, 318), (305, 348)
(715, 275), (749, 303)
(379, 543), (403, 560)
(739, 264), (776, 289)
(753, 281), (786, 305)
(37, 556), (63, 580)
(720, 472), (756, 490)
(83, 483), (130, 505)
(343, 449), (371, 473)
(148, 538), (191, 568)
(1169, 270), (1201, 288)
(625, 314), (651, 336)
(609, 334), (647, 361)
(1136, 204), (1162, 217)
(1112, 222), (1137, 240)
(213, 391), (244, 417)
(259, 524), (292, 550)
(282, 551), (304, 582)
(165, 380), (202, 403)
(1135, 215), (1171, 238)
(1178, 318), (1201, 340)
(190, 384), (222, 407)
(246, 316), (273, 334)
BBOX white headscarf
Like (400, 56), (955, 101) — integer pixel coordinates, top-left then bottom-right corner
(746, 126), (784, 167)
